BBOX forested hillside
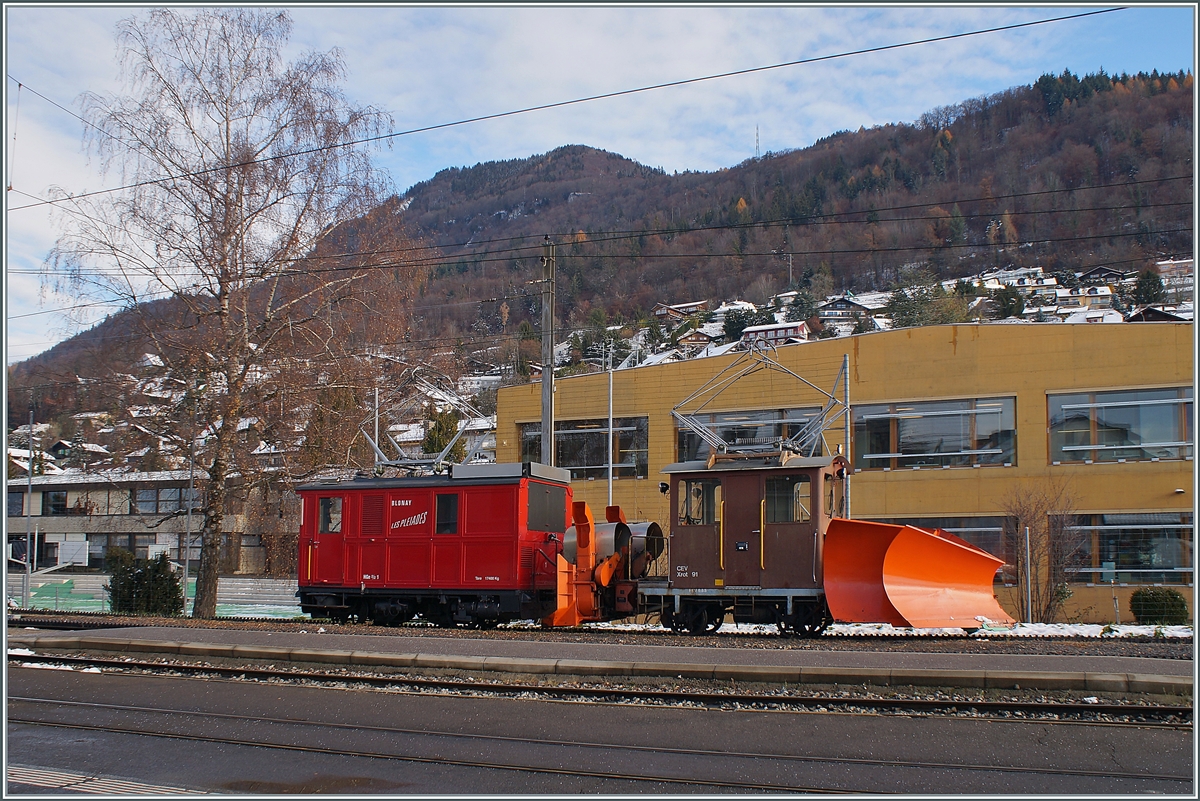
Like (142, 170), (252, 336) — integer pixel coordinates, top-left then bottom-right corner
(9, 68), (1193, 431)
(397, 68), (1191, 336)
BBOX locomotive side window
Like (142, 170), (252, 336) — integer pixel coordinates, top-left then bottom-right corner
(318, 497), (343, 533)
(677, 479), (722, 525)
(824, 474), (845, 518)
(435, 494), (459, 534)
(528, 482), (567, 533)
(766, 476), (811, 523)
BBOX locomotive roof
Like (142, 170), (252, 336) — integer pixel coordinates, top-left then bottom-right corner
(661, 454), (846, 475)
(297, 461), (571, 492)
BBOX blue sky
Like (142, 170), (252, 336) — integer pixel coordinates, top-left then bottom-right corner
(4, 5), (1195, 363)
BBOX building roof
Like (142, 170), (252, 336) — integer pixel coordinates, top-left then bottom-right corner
(8, 468), (208, 489)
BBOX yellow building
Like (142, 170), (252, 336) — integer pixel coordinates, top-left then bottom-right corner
(497, 323), (1194, 624)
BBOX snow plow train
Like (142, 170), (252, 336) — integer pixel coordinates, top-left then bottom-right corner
(296, 459), (1013, 634)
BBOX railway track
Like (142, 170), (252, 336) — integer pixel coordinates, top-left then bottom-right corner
(8, 651), (1192, 727)
(9, 693), (1192, 792)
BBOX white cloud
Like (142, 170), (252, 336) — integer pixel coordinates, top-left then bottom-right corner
(5, 5), (1195, 363)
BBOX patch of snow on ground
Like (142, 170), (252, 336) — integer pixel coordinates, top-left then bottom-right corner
(496, 620), (1192, 638)
(7, 648), (35, 656)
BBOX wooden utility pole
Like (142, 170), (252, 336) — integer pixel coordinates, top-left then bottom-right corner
(540, 237), (555, 466)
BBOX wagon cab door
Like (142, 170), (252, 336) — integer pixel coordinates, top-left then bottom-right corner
(354, 494), (387, 588)
(313, 495), (346, 584)
(761, 471), (818, 589)
(722, 472), (763, 587)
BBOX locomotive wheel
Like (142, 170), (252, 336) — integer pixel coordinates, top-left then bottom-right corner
(424, 606), (457, 628)
(787, 601), (832, 638)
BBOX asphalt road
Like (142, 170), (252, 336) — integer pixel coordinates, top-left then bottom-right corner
(7, 665), (1193, 794)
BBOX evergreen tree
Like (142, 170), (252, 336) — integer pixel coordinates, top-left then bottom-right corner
(990, 286), (1026, 319)
(1133, 269), (1165, 305)
(784, 289), (817, 322)
(423, 407), (466, 463)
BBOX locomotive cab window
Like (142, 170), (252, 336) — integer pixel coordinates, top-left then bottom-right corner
(767, 476), (811, 523)
(824, 475), (845, 518)
(677, 479), (722, 525)
(318, 497), (343, 533)
(435, 494), (459, 534)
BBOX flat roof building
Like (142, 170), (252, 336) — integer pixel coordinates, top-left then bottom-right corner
(496, 322), (1193, 623)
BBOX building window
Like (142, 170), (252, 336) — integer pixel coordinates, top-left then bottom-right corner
(869, 516), (1009, 566)
(677, 478), (722, 526)
(766, 476), (811, 523)
(520, 417), (649, 480)
(131, 487), (201, 515)
(853, 397), (1016, 470)
(42, 491), (69, 516)
(1069, 513), (1193, 585)
(8, 491), (23, 516)
(1049, 387), (1193, 463)
(677, 406), (825, 462)
(135, 489), (158, 514)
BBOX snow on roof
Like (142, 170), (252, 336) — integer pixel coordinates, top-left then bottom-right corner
(8, 448), (56, 461)
(387, 423), (426, 442)
(1063, 309), (1125, 324)
(844, 291), (892, 309)
(637, 349), (684, 367)
(10, 468), (209, 488)
(692, 341), (743, 359)
(741, 321), (808, 334)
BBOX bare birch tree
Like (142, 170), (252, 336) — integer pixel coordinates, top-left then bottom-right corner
(47, 8), (406, 617)
(1001, 476), (1085, 623)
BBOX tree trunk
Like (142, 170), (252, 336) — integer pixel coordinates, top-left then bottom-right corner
(192, 424), (235, 619)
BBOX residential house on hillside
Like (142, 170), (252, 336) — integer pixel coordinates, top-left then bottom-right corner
(652, 300), (709, 323)
(7, 448), (63, 477)
(817, 293), (886, 322)
(1126, 303), (1194, 322)
(676, 328), (721, 350)
(1077, 265), (1129, 285)
(1063, 308), (1125, 324)
(709, 300), (758, 323)
(740, 321), (811, 346)
(1055, 285), (1113, 312)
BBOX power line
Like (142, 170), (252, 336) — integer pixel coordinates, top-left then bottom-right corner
(4, 245), (1176, 386)
(6, 8), (1123, 213)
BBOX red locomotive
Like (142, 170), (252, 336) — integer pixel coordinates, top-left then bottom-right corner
(297, 458), (1013, 634)
(297, 462), (574, 626)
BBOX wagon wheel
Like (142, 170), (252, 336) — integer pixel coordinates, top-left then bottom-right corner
(705, 605), (725, 633)
(684, 606), (710, 635)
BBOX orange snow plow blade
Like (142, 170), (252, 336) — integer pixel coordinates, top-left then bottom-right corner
(824, 519), (1014, 629)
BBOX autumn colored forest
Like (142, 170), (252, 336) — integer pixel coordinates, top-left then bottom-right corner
(9, 68), (1194, 433)
(399, 68), (1192, 338)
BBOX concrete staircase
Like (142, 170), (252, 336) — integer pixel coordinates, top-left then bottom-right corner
(214, 578), (299, 606)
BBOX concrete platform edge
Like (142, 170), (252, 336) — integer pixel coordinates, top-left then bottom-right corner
(7, 634), (1193, 696)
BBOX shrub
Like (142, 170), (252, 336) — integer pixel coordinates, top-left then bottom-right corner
(1129, 587), (1190, 626)
(104, 548), (184, 616)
